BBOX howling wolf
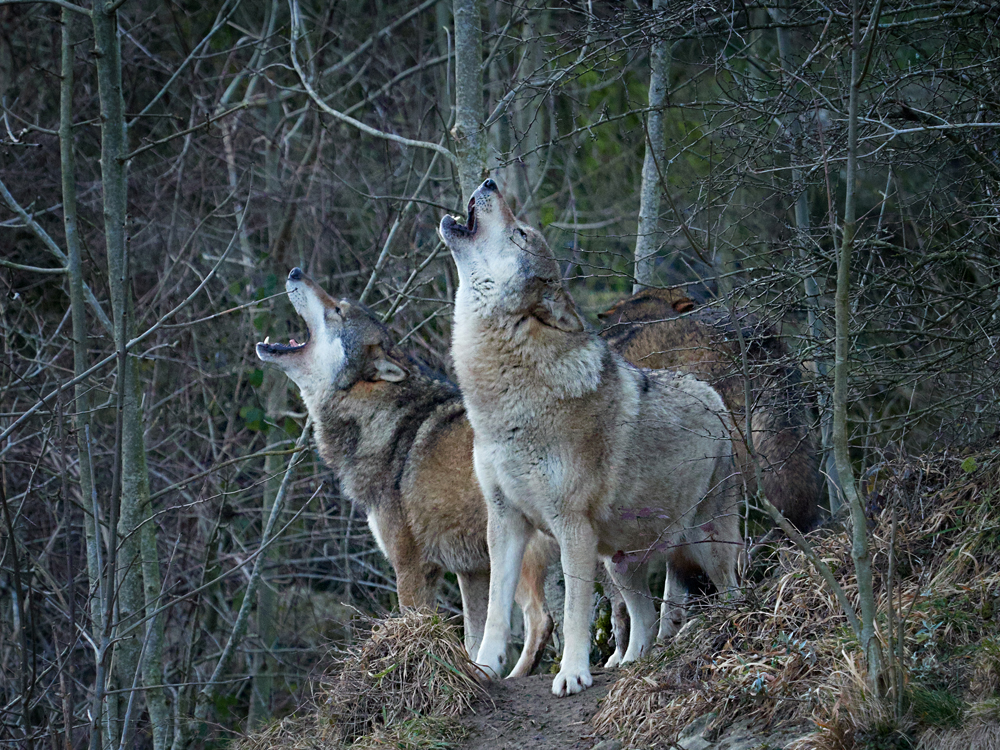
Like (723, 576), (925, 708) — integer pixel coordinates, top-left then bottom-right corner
(256, 268), (555, 676)
(441, 180), (740, 696)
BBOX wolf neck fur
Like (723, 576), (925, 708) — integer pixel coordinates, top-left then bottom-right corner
(453, 307), (607, 408)
(308, 371), (461, 508)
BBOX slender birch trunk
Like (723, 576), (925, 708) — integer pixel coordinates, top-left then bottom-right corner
(452, 0), (485, 202)
(633, 0), (669, 292)
(835, 0), (883, 692)
(250, 371), (287, 727)
(91, 2), (167, 746)
(59, 11), (105, 741)
(512, 8), (547, 223)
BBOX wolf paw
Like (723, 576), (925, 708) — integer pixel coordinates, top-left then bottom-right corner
(552, 666), (593, 696)
(474, 643), (505, 682)
(657, 617), (685, 642)
(604, 650), (623, 669)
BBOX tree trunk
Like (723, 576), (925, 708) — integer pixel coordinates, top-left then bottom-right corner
(512, 9), (548, 223)
(633, 0), (670, 292)
(250, 370), (287, 728)
(250, 84), (287, 728)
(452, 0), (485, 203)
(60, 13), (107, 750)
(92, 2), (166, 746)
(834, 0), (883, 693)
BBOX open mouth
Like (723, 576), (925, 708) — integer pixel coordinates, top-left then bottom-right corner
(257, 326), (310, 355)
(442, 196), (477, 238)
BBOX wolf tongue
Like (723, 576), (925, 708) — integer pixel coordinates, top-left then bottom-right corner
(289, 339), (299, 346)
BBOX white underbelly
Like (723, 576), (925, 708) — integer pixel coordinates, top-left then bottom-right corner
(366, 513), (389, 557)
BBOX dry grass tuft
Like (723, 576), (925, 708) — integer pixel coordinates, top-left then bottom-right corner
(325, 608), (486, 741)
(918, 699), (1000, 750)
(235, 609), (485, 750)
(791, 655), (915, 750)
(594, 446), (1000, 749)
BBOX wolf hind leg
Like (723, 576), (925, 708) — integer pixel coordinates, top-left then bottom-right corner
(689, 496), (742, 597)
(509, 533), (556, 678)
(605, 587), (631, 668)
(456, 570), (490, 661)
(657, 563), (688, 641)
(605, 558), (656, 663)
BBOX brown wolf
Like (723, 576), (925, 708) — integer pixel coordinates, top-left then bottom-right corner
(599, 288), (823, 532)
(440, 180), (740, 696)
(255, 268), (554, 677)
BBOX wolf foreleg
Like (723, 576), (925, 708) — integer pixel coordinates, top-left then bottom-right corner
(475, 495), (531, 680)
(552, 520), (598, 697)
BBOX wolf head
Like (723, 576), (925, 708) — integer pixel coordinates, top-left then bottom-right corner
(255, 268), (408, 406)
(438, 179), (584, 333)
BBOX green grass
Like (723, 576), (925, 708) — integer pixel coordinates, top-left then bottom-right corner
(353, 715), (469, 750)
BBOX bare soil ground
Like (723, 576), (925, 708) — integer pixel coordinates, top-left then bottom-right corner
(456, 670), (615, 750)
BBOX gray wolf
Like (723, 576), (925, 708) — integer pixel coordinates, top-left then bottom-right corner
(599, 288), (823, 532)
(440, 180), (741, 696)
(256, 268), (554, 677)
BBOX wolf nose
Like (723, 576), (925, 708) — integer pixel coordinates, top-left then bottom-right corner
(482, 178), (497, 191)
(288, 267), (303, 281)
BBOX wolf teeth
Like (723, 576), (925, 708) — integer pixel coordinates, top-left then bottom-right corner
(264, 336), (270, 344)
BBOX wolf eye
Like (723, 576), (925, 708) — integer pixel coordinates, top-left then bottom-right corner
(516, 228), (527, 239)
(334, 306), (341, 315)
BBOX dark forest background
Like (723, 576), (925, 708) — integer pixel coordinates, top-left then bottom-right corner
(1, 0), (999, 747)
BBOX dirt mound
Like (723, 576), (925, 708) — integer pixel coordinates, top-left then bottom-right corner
(236, 609), (485, 749)
(594, 446), (1000, 749)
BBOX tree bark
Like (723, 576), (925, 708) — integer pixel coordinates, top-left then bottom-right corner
(834, 0), (883, 693)
(633, 0), (670, 292)
(452, 0), (485, 203)
(61, 12), (111, 748)
(250, 80), (287, 727)
(249, 370), (287, 728)
(91, 2), (166, 746)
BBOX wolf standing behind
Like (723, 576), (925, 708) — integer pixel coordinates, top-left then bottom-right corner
(255, 269), (554, 676)
(440, 180), (741, 697)
(600, 288), (823, 532)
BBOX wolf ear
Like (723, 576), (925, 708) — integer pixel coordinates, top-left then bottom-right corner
(372, 350), (408, 382)
(534, 282), (585, 333)
(596, 301), (619, 321)
(672, 297), (695, 313)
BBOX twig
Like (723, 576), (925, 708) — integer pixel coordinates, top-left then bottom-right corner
(0, 0), (89, 16)
(191, 419), (313, 723)
(288, 0), (456, 165)
(0, 214), (242, 447)
(0, 175), (113, 335)
(360, 150), (442, 304)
